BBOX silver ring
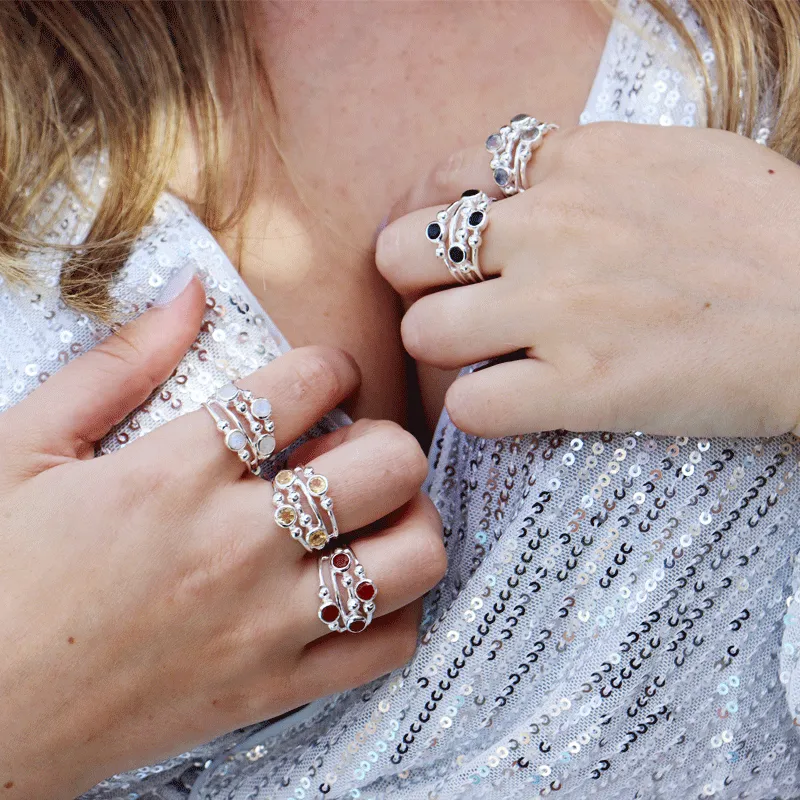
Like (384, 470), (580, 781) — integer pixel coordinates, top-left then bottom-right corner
(202, 383), (276, 476)
(273, 466), (339, 551)
(486, 114), (558, 196)
(426, 189), (492, 284)
(318, 547), (377, 633)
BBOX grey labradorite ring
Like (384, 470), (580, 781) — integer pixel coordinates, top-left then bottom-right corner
(202, 383), (276, 476)
(485, 114), (558, 196)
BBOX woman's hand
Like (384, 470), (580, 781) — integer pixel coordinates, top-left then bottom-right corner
(0, 276), (444, 800)
(377, 123), (800, 439)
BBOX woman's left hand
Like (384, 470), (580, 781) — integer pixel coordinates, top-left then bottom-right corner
(377, 122), (800, 439)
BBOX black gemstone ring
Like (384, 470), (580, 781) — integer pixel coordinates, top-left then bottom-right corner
(425, 189), (492, 284)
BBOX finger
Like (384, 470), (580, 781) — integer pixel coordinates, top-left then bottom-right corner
(376, 190), (524, 298)
(140, 345), (361, 479)
(298, 600), (423, 698)
(401, 279), (530, 369)
(387, 145), (501, 225)
(444, 358), (605, 438)
(3, 267), (206, 462)
(202, 423), (431, 569)
(386, 127), (565, 226)
(284, 417), (375, 465)
(299, 419), (428, 534)
(294, 493), (445, 641)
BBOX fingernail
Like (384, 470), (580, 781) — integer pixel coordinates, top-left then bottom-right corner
(154, 265), (195, 306)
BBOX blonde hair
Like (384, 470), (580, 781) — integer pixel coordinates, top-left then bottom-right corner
(1, 0), (799, 317)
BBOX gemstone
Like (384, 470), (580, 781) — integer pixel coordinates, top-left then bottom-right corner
(225, 430), (248, 452)
(332, 552), (350, 570)
(493, 168), (510, 187)
(307, 529), (328, 548)
(426, 222), (442, 241)
(485, 133), (502, 151)
(356, 581), (376, 601)
(256, 435), (276, 457)
(448, 246), (465, 264)
(511, 113), (530, 123)
(251, 398), (272, 419)
(274, 469), (294, 487)
(218, 384), (238, 402)
(521, 127), (541, 141)
(461, 189), (479, 198)
(468, 211), (484, 227)
(348, 617), (367, 633)
(275, 506), (297, 527)
(308, 475), (328, 495)
(320, 604), (340, 624)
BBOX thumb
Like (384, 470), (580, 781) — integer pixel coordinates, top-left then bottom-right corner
(3, 265), (206, 463)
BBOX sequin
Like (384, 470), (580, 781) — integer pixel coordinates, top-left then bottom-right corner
(4, 3), (790, 800)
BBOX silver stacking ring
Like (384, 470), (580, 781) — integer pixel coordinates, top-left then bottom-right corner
(318, 547), (377, 634)
(485, 114), (558, 196)
(272, 466), (339, 551)
(203, 383), (276, 476)
(425, 189), (492, 284)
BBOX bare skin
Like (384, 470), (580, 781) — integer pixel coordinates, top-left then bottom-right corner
(173, 1), (610, 425)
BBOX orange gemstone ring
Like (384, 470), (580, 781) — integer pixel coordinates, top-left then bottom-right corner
(318, 547), (377, 633)
(272, 466), (339, 551)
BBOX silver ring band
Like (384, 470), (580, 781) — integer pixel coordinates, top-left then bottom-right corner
(202, 383), (276, 476)
(486, 114), (558, 196)
(426, 189), (492, 284)
(318, 547), (377, 633)
(273, 466), (339, 551)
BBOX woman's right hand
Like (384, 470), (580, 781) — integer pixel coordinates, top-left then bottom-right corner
(0, 275), (445, 800)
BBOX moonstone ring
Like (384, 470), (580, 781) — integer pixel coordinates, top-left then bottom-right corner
(273, 466), (340, 551)
(485, 114), (558, 196)
(318, 547), (377, 633)
(203, 383), (276, 476)
(425, 189), (492, 284)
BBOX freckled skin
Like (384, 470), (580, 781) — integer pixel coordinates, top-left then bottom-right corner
(196, 2), (608, 426)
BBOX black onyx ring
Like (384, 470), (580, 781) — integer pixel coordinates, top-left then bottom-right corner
(425, 189), (492, 284)
(485, 114), (558, 196)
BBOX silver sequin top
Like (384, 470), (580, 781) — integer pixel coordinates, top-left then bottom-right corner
(3, 2), (799, 798)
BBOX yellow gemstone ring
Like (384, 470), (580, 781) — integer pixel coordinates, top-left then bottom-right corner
(272, 466), (339, 551)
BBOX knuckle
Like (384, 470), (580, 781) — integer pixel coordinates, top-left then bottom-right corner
(417, 526), (447, 590)
(400, 306), (427, 359)
(444, 380), (481, 436)
(393, 620), (421, 665)
(345, 417), (385, 439)
(290, 347), (349, 407)
(431, 150), (469, 194)
(374, 421), (428, 484)
(375, 224), (401, 279)
(93, 330), (157, 398)
(561, 122), (620, 164)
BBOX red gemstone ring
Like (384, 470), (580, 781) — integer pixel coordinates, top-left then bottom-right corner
(317, 547), (377, 634)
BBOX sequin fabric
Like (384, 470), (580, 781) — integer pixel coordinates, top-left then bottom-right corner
(3, 1), (799, 798)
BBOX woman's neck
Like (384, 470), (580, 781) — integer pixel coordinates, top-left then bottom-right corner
(173, 1), (609, 425)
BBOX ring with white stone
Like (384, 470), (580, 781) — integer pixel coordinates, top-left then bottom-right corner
(485, 114), (558, 196)
(272, 466), (339, 551)
(425, 189), (492, 284)
(203, 383), (276, 476)
(318, 547), (377, 633)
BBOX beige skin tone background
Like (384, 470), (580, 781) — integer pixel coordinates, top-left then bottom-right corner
(173, 1), (609, 426)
